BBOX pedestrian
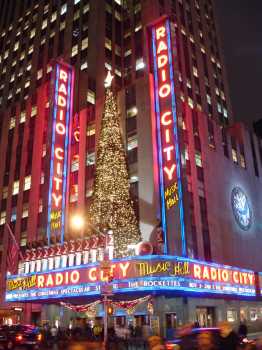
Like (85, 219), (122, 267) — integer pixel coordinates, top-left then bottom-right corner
(148, 335), (165, 350)
(177, 323), (194, 350)
(218, 321), (239, 350)
(238, 321), (248, 338)
(197, 332), (217, 350)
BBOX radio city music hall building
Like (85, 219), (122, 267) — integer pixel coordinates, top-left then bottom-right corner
(1, 0), (262, 336)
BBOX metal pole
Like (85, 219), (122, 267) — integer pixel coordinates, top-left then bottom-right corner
(103, 294), (108, 349)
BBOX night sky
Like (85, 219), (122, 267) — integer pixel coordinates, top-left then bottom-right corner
(214, 0), (262, 127)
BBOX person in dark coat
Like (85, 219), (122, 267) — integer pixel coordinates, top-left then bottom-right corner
(238, 321), (248, 338)
(218, 321), (239, 350)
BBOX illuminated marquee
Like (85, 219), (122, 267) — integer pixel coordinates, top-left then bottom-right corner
(151, 18), (186, 254)
(47, 62), (74, 244)
(6, 256), (256, 302)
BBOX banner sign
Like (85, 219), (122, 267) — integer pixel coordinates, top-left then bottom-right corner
(47, 61), (74, 244)
(150, 17), (186, 254)
(6, 255), (256, 302)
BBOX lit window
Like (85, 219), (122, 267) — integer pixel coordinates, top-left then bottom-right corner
(87, 124), (95, 137)
(50, 31), (55, 38)
(80, 62), (88, 70)
(188, 97), (194, 109)
(10, 74), (15, 83)
(30, 29), (36, 38)
(81, 37), (88, 50)
(22, 203), (29, 218)
(195, 152), (202, 167)
(105, 38), (112, 50)
(124, 49), (132, 57)
(74, 10), (80, 20)
(47, 65), (52, 73)
(115, 69), (121, 77)
(26, 63), (32, 71)
(86, 153), (95, 165)
(37, 69), (43, 80)
(0, 211), (6, 226)
(14, 41), (19, 51)
(71, 156), (79, 172)
(13, 181), (20, 195)
(16, 87), (21, 95)
(240, 154), (246, 169)
(206, 94), (211, 105)
(41, 19), (47, 30)
(70, 186), (78, 203)
(83, 3), (90, 13)
(2, 187), (8, 199)
(20, 111), (26, 123)
(60, 21), (66, 30)
(20, 52), (25, 61)
(114, 10), (121, 21)
(87, 90), (95, 105)
(127, 136), (138, 151)
(61, 3), (67, 15)
(127, 107), (137, 118)
(40, 172), (45, 184)
(135, 58), (145, 71)
(217, 103), (222, 113)
(24, 176), (31, 191)
(193, 66), (198, 77)
(44, 4), (49, 14)
(114, 0), (122, 5)
(232, 149), (238, 163)
(9, 117), (16, 130)
(51, 12), (57, 22)
(74, 0), (81, 4)
(135, 24), (142, 32)
(28, 45), (34, 54)
(25, 80), (30, 88)
(4, 50), (9, 59)
(227, 309), (237, 322)
(250, 309), (258, 322)
(71, 45), (78, 57)
(223, 108), (228, 118)
(31, 106), (37, 117)
(42, 144), (46, 157)
(39, 199), (43, 213)
(8, 92), (13, 100)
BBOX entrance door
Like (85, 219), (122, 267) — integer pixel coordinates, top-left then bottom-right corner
(196, 307), (215, 327)
(166, 313), (177, 339)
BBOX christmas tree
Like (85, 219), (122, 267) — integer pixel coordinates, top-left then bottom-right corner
(89, 72), (141, 257)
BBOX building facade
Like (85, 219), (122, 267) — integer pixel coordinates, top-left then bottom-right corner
(1, 0), (262, 335)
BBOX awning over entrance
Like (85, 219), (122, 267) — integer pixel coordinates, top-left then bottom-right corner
(5, 255), (257, 304)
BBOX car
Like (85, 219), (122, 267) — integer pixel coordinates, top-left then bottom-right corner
(0, 324), (42, 350)
(165, 327), (255, 350)
(165, 327), (221, 350)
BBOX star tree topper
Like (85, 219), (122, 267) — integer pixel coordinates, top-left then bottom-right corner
(104, 70), (114, 88)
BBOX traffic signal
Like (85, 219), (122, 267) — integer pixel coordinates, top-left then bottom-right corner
(107, 305), (114, 315)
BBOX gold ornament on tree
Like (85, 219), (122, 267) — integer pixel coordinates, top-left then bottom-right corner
(89, 71), (141, 257)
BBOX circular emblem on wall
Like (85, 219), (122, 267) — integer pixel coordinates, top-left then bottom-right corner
(231, 187), (252, 230)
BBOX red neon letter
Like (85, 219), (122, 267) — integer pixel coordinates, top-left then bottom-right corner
(59, 69), (68, 82)
(193, 264), (202, 279)
(54, 177), (62, 191)
(161, 69), (167, 82)
(164, 164), (176, 180)
(156, 26), (166, 40)
(161, 111), (172, 125)
(55, 148), (64, 160)
(58, 95), (66, 107)
(163, 145), (174, 161)
(56, 122), (66, 135)
(157, 40), (168, 54)
(157, 55), (168, 68)
(52, 193), (62, 207)
(159, 84), (171, 98)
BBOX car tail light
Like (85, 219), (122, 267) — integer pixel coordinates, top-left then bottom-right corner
(16, 334), (23, 341)
(37, 334), (42, 341)
(166, 344), (175, 350)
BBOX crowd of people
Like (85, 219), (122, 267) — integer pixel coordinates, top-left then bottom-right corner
(39, 320), (262, 350)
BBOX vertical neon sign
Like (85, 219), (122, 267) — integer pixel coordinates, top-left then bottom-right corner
(47, 62), (74, 245)
(151, 18), (186, 256)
